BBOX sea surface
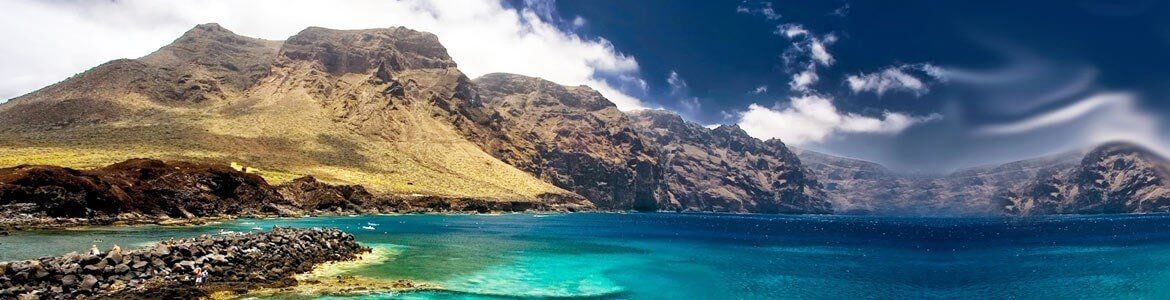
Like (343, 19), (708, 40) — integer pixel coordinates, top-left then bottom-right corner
(5, 213), (1170, 299)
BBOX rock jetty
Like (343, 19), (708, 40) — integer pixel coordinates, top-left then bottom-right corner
(0, 227), (367, 299)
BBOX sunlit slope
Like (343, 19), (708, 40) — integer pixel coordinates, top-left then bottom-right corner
(0, 24), (572, 201)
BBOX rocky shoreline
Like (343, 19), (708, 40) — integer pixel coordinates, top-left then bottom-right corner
(0, 159), (592, 232)
(0, 227), (367, 299)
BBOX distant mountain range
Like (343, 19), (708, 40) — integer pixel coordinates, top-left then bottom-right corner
(2, 24), (1168, 216)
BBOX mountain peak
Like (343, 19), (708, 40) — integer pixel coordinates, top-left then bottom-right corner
(190, 23), (230, 34)
(473, 73), (615, 111)
(279, 26), (456, 75)
(711, 123), (749, 137)
(1087, 141), (1159, 158)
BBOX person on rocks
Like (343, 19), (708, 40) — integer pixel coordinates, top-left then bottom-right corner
(194, 266), (206, 286)
(89, 244), (101, 255)
(110, 244), (121, 253)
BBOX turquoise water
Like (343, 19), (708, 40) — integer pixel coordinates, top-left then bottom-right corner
(6, 213), (1170, 298)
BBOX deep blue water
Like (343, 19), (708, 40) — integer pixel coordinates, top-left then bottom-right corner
(6, 213), (1170, 299)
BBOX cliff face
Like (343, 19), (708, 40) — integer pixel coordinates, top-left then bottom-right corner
(471, 73), (660, 211)
(629, 110), (831, 214)
(997, 142), (1170, 215)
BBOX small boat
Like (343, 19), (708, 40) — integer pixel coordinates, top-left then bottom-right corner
(361, 225), (376, 230)
(367, 222), (380, 226)
(251, 227), (263, 231)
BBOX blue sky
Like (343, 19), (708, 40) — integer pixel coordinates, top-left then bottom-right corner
(2, 0), (1169, 172)
(535, 0), (1170, 172)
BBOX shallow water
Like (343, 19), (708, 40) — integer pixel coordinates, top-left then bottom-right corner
(6, 213), (1170, 299)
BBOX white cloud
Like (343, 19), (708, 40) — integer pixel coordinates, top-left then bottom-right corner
(0, 0), (650, 110)
(974, 91), (1169, 157)
(737, 95), (941, 145)
(808, 36), (835, 66)
(831, 3), (850, 17)
(975, 92), (1130, 136)
(846, 64), (943, 96)
(775, 24), (834, 67)
(737, 1), (781, 20)
(774, 24), (808, 38)
(789, 68), (819, 91)
(679, 97), (701, 113)
(667, 70), (687, 93)
(773, 23), (835, 92)
(750, 85), (768, 95)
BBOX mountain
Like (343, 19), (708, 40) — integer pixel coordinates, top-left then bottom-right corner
(628, 110), (830, 214)
(997, 142), (1170, 215)
(796, 148), (1085, 215)
(0, 23), (839, 214)
(470, 73), (660, 210)
(0, 24), (582, 206)
(798, 142), (1170, 215)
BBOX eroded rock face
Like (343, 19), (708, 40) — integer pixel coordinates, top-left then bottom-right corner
(629, 110), (831, 214)
(279, 26), (456, 75)
(0, 159), (289, 227)
(998, 142), (1170, 215)
(471, 73), (661, 211)
(276, 176), (373, 213)
(0, 227), (366, 299)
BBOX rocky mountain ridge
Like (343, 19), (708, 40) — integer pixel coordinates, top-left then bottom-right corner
(628, 110), (830, 213)
(796, 142), (1170, 215)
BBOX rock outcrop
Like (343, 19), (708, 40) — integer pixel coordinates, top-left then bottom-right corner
(0, 227), (366, 299)
(997, 142), (1170, 215)
(471, 73), (660, 211)
(276, 176), (374, 214)
(629, 110), (830, 214)
(0, 159), (291, 229)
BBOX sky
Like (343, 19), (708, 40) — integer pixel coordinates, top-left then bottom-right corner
(1, 0), (1169, 173)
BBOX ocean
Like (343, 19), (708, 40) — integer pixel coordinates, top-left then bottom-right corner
(5, 213), (1170, 299)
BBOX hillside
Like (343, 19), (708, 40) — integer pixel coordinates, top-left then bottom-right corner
(628, 110), (830, 213)
(470, 73), (660, 210)
(997, 142), (1170, 214)
(0, 24), (579, 203)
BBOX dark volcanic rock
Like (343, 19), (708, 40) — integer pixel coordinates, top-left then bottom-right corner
(0, 158), (291, 228)
(629, 110), (831, 214)
(0, 228), (366, 299)
(276, 176), (374, 213)
(471, 73), (661, 211)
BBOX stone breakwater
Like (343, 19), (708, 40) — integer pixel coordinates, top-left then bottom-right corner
(0, 227), (368, 299)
